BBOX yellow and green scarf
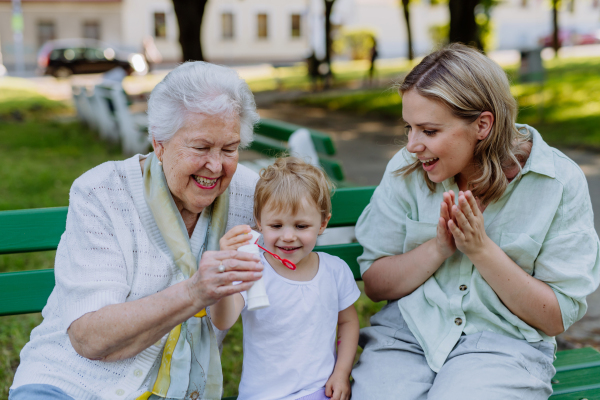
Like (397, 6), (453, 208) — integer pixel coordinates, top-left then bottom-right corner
(137, 152), (226, 400)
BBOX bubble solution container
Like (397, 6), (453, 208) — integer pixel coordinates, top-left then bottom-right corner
(238, 230), (270, 311)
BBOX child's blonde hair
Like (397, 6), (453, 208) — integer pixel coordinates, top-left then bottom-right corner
(254, 157), (334, 223)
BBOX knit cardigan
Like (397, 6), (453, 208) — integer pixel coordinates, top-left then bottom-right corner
(11, 154), (258, 400)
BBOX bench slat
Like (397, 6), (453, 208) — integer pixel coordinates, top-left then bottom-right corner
(247, 135), (346, 182)
(555, 347), (600, 372)
(255, 119), (336, 156)
(550, 387), (600, 399)
(0, 207), (67, 254)
(314, 243), (362, 280)
(329, 187), (375, 227)
(551, 365), (600, 395)
(0, 269), (55, 316)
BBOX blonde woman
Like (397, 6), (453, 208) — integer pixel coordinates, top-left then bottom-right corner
(352, 44), (600, 399)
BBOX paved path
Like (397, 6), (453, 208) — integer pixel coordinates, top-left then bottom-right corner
(256, 101), (600, 350)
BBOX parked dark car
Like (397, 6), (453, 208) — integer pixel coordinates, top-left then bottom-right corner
(37, 39), (148, 78)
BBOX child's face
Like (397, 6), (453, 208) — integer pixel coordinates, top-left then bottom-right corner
(257, 197), (329, 268)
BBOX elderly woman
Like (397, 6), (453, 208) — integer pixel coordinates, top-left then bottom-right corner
(351, 44), (600, 399)
(10, 62), (263, 400)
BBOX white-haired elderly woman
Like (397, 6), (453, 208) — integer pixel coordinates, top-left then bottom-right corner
(10, 62), (263, 400)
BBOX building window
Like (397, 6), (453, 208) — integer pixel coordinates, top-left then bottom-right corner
(154, 12), (167, 38)
(222, 12), (234, 39)
(257, 13), (268, 39)
(37, 21), (56, 48)
(291, 14), (301, 37)
(83, 21), (101, 40)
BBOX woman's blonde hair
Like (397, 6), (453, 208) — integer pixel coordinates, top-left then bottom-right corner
(254, 157), (334, 223)
(397, 43), (530, 205)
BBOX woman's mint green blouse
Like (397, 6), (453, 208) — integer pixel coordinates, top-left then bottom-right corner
(356, 125), (600, 372)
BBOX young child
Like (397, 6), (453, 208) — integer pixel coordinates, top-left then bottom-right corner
(211, 157), (360, 400)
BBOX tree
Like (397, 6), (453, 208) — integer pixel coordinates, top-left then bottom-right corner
(448, 0), (482, 48)
(172, 0), (209, 62)
(447, 0), (498, 50)
(324, 0), (336, 80)
(552, 0), (561, 54)
(400, 0), (414, 60)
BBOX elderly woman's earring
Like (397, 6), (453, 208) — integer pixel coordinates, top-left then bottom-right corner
(158, 158), (163, 166)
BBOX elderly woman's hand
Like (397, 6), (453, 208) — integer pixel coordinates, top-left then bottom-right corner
(186, 250), (263, 310)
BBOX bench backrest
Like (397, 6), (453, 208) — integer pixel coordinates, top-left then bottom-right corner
(0, 186), (375, 317)
(251, 119), (345, 182)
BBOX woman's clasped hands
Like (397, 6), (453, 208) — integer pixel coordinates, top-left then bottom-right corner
(437, 190), (492, 260)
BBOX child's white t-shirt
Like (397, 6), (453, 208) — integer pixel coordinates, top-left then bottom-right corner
(238, 251), (361, 400)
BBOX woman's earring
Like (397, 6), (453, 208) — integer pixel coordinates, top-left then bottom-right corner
(158, 159), (163, 166)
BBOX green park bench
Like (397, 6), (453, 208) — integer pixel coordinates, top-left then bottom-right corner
(1, 186), (598, 399)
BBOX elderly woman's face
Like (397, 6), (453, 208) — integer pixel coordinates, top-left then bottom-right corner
(402, 89), (492, 187)
(154, 112), (241, 215)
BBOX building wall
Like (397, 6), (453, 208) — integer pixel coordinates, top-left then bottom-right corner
(345, 0), (448, 59)
(202, 0), (311, 63)
(0, 1), (121, 66)
(120, 0), (180, 61)
(492, 0), (600, 50)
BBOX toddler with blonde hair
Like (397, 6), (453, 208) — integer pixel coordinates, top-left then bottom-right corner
(211, 157), (360, 400)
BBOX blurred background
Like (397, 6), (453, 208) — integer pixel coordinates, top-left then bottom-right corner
(2, 0), (600, 398)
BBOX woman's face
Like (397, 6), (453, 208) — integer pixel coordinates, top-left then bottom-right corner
(153, 112), (241, 215)
(402, 89), (493, 187)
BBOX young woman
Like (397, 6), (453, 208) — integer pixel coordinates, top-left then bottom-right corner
(351, 44), (600, 399)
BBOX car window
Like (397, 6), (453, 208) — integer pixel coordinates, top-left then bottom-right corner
(62, 48), (84, 61)
(50, 49), (61, 60)
(84, 48), (106, 61)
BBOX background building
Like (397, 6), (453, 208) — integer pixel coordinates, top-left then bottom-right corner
(1, 0), (600, 71)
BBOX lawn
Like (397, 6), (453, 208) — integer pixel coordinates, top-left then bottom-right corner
(297, 57), (600, 149)
(0, 78), (385, 399)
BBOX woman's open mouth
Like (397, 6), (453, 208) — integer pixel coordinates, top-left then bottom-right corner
(192, 175), (219, 189)
(421, 157), (439, 172)
(277, 245), (302, 255)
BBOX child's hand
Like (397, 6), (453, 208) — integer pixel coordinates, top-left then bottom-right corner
(219, 225), (252, 251)
(325, 370), (351, 400)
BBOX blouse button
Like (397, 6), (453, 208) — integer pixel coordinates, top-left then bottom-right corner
(177, 273), (184, 281)
(116, 389), (125, 396)
(455, 318), (463, 326)
(134, 369), (143, 377)
(459, 285), (467, 291)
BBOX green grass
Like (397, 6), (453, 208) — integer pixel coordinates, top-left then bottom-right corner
(244, 59), (412, 93)
(297, 56), (600, 149)
(0, 82), (385, 398)
(0, 85), (124, 399)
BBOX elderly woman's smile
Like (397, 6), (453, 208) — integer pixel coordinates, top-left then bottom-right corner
(154, 112), (241, 215)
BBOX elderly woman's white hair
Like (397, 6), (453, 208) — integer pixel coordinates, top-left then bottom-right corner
(147, 61), (260, 148)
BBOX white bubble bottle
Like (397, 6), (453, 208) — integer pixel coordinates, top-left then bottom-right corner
(238, 230), (270, 311)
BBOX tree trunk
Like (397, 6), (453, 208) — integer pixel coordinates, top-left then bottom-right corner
(552, 0), (560, 54)
(324, 0), (335, 78)
(172, 0), (208, 62)
(448, 0), (482, 49)
(401, 0), (414, 60)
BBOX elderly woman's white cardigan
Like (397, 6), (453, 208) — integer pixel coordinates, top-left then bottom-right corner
(11, 154), (258, 400)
